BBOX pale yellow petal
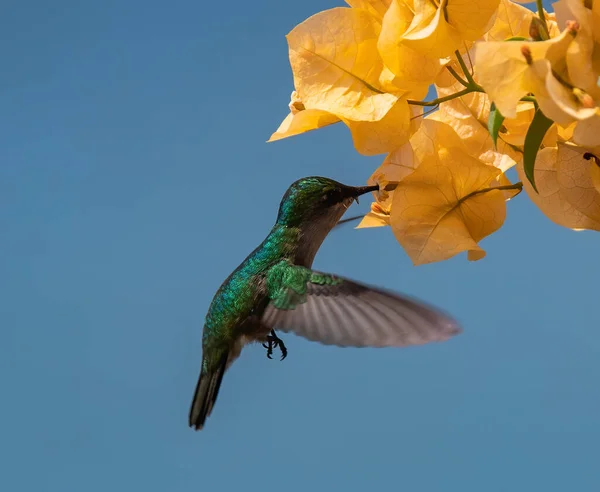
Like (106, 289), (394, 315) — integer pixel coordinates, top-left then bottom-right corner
(287, 8), (398, 122)
(345, 0), (392, 19)
(555, 143), (600, 224)
(485, 0), (533, 41)
(356, 202), (392, 228)
(390, 132), (508, 265)
(268, 110), (340, 142)
(557, 121), (577, 141)
(446, 0), (501, 41)
(517, 144), (600, 230)
(553, 0), (592, 32)
(432, 83), (522, 171)
(401, 0), (500, 58)
(501, 103), (536, 146)
(402, 0), (463, 58)
(343, 96), (412, 155)
(474, 28), (576, 117)
(592, 0), (600, 45)
(572, 114), (600, 147)
(590, 154), (600, 194)
(356, 212), (391, 228)
(367, 141), (418, 209)
(378, 0), (444, 90)
(379, 140), (419, 181)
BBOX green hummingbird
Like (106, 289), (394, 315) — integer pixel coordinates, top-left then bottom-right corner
(189, 176), (461, 430)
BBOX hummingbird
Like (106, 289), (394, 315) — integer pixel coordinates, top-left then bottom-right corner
(189, 176), (461, 430)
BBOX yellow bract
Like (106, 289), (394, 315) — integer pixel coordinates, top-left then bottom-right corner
(345, 0), (391, 20)
(287, 8), (397, 122)
(517, 143), (600, 230)
(573, 116), (600, 147)
(270, 0), (600, 264)
(401, 0), (501, 58)
(378, 0), (444, 92)
(268, 110), (340, 142)
(272, 7), (428, 155)
(474, 28), (575, 118)
(342, 96), (416, 155)
(433, 80), (524, 171)
(389, 120), (514, 265)
(500, 102), (535, 145)
(269, 93), (340, 142)
(484, 0), (533, 41)
(357, 202), (392, 228)
(590, 155), (600, 195)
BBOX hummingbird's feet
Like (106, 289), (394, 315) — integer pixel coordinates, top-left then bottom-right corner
(262, 330), (287, 361)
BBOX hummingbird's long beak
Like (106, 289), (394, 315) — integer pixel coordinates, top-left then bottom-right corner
(345, 184), (379, 204)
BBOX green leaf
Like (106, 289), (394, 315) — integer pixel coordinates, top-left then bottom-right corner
(487, 102), (505, 150)
(523, 109), (554, 193)
(504, 36), (528, 42)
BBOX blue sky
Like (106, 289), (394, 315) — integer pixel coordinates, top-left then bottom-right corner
(2, 1), (599, 491)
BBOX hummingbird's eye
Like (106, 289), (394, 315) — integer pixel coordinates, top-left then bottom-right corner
(322, 189), (341, 203)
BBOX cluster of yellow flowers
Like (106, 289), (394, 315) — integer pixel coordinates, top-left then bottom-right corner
(269, 0), (600, 265)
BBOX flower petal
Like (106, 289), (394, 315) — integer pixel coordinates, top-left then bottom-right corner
(287, 7), (398, 122)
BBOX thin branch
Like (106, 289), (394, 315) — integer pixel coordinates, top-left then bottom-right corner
(446, 65), (469, 87)
(464, 43), (475, 76)
(410, 104), (440, 120)
(458, 182), (523, 205)
(407, 87), (483, 106)
(455, 50), (478, 87)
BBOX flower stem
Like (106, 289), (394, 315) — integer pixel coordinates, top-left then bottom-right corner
(446, 65), (469, 87)
(408, 50), (486, 107)
(407, 86), (484, 106)
(536, 0), (549, 36)
(458, 182), (523, 205)
(455, 50), (478, 88)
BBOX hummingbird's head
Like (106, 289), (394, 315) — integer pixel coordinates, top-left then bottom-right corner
(276, 176), (378, 227)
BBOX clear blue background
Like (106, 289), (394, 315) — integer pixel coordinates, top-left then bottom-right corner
(2, 1), (599, 491)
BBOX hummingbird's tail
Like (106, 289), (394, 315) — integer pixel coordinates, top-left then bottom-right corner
(188, 353), (228, 431)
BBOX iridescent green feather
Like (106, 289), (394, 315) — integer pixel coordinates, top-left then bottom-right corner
(266, 260), (343, 310)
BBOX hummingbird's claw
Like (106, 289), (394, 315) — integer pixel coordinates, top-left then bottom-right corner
(263, 330), (288, 361)
(279, 343), (287, 361)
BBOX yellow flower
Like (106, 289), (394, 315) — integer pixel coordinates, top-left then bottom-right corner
(400, 0), (501, 59)
(434, 78), (525, 171)
(474, 26), (576, 118)
(269, 92), (340, 142)
(356, 202), (392, 228)
(341, 95), (414, 155)
(377, 0), (444, 93)
(484, 0), (533, 41)
(389, 120), (518, 264)
(287, 8), (397, 122)
(271, 7), (422, 154)
(587, 152), (600, 195)
(517, 142), (600, 230)
(345, 0), (391, 20)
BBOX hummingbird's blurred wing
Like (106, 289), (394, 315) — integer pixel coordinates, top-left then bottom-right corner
(261, 268), (461, 348)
